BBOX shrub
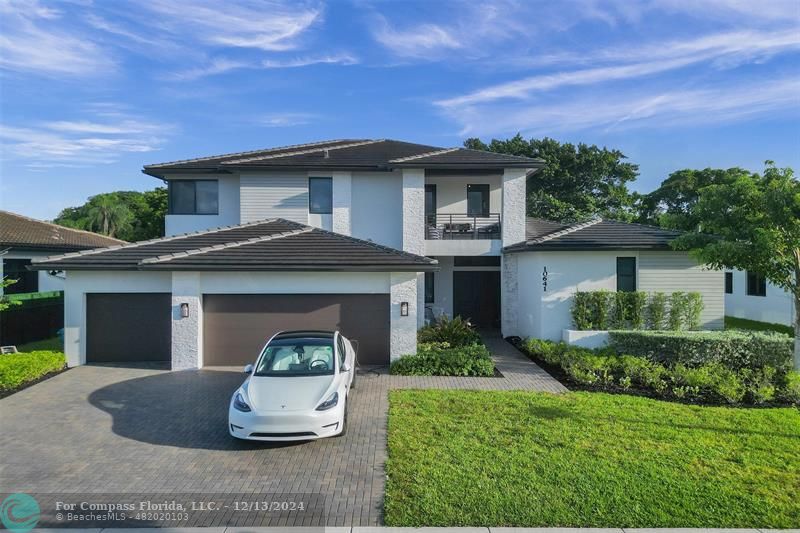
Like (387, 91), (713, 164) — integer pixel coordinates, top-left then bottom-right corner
(684, 292), (704, 330)
(589, 291), (612, 330)
(572, 292), (593, 330)
(668, 292), (686, 330)
(0, 351), (66, 392)
(611, 292), (627, 330)
(390, 342), (494, 377)
(629, 292), (648, 330)
(519, 337), (793, 406)
(608, 330), (793, 371)
(647, 292), (667, 330)
(418, 315), (481, 347)
(778, 371), (800, 406)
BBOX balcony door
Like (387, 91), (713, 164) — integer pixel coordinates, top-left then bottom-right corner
(467, 184), (490, 217)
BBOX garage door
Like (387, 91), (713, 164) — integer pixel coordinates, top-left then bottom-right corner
(203, 294), (390, 366)
(86, 293), (171, 364)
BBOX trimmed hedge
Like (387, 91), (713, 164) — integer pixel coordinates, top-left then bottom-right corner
(609, 330), (793, 371)
(0, 350), (66, 392)
(520, 338), (799, 406)
(572, 290), (704, 331)
(391, 342), (495, 377)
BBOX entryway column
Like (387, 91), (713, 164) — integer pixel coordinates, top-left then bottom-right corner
(390, 272), (418, 360)
(402, 168), (425, 328)
(171, 272), (202, 370)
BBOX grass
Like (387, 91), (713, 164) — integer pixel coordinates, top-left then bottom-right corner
(386, 389), (800, 528)
(725, 315), (794, 336)
(16, 336), (62, 353)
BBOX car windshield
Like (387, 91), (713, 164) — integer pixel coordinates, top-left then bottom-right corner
(254, 337), (335, 377)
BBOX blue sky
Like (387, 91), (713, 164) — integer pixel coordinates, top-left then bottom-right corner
(1, 0), (799, 220)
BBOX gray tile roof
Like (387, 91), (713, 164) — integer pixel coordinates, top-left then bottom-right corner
(505, 218), (684, 252)
(0, 210), (125, 252)
(29, 219), (438, 272)
(143, 139), (544, 177)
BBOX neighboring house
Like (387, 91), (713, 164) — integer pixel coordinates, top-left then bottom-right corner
(0, 210), (124, 295)
(30, 139), (723, 370)
(724, 269), (795, 327)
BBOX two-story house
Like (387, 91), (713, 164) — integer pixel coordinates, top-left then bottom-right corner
(32, 139), (724, 370)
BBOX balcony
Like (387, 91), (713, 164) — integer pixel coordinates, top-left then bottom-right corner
(424, 213), (502, 256)
(425, 213), (501, 240)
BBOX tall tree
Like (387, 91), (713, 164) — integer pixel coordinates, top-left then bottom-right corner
(464, 134), (639, 222)
(638, 167), (752, 229)
(54, 188), (167, 241)
(671, 162), (800, 367)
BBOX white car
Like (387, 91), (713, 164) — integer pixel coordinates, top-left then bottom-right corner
(228, 330), (356, 441)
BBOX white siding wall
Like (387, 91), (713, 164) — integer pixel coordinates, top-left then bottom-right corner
(165, 175), (240, 236)
(239, 172), (308, 224)
(350, 171), (403, 249)
(725, 268), (795, 326)
(638, 251), (724, 330)
(514, 250), (724, 341)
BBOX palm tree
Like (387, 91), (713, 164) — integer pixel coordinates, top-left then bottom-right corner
(86, 195), (132, 238)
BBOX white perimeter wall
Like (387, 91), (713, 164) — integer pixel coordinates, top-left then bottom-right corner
(514, 250), (724, 341)
(165, 175), (240, 236)
(725, 269), (795, 326)
(63, 270), (417, 368)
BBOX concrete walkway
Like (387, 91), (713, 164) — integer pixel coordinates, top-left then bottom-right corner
(383, 332), (567, 393)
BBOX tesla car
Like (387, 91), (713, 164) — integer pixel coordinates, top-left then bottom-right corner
(228, 330), (356, 441)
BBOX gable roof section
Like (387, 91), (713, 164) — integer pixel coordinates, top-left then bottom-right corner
(143, 139), (544, 177)
(30, 219), (438, 272)
(0, 210), (125, 252)
(505, 218), (684, 252)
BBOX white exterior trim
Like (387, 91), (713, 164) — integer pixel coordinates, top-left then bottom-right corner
(332, 171), (352, 235)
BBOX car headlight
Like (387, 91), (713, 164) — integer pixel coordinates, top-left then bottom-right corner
(233, 391), (251, 412)
(315, 391), (338, 411)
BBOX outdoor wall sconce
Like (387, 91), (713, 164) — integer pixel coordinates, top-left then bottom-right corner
(180, 303), (189, 318)
(400, 302), (409, 316)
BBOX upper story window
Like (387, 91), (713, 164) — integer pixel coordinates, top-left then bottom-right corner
(725, 272), (733, 294)
(746, 271), (766, 297)
(616, 257), (636, 292)
(309, 177), (332, 214)
(169, 180), (218, 215)
(467, 184), (490, 216)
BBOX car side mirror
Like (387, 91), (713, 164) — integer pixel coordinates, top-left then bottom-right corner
(243, 364), (253, 374)
(341, 364), (351, 373)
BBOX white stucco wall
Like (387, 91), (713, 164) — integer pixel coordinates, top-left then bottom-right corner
(514, 249), (724, 341)
(1, 251), (66, 294)
(350, 171), (403, 249)
(332, 171), (352, 235)
(725, 268), (795, 326)
(62, 269), (417, 369)
(165, 175), (240, 236)
(402, 169), (425, 328)
(424, 174), (502, 214)
(501, 168), (528, 248)
(390, 272), (418, 359)
(63, 271), (172, 367)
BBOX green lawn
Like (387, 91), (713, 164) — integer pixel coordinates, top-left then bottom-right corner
(16, 336), (63, 352)
(386, 390), (800, 528)
(725, 315), (794, 336)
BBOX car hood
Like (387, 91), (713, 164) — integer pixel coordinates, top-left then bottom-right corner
(245, 374), (336, 412)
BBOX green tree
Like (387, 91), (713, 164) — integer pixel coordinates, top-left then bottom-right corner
(464, 134), (638, 222)
(671, 162), (800, 367)
(638, 167), (752, 229)
(0, 278), (21, 311)
(54, 188), (167, 241)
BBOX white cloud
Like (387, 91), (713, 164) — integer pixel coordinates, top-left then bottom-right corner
(258, 112), (319, 127)
(261, 53), (358, 68)
(436, 28), (800, 108)
(0, 0), (115, 76)
(141, 0), (322, 52)
(0, 111), (174, 167)
(446, 76), (800, 136)
(372, 17), (462, 58)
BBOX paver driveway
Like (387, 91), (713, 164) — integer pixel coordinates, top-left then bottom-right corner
(0, 334), (563, 526)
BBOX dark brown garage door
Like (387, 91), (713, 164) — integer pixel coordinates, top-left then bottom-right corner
(203, 294), (390, 366)
(86, 293), (171, 364)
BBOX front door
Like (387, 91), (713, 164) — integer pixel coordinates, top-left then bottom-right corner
(453, 271), (500, 327)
